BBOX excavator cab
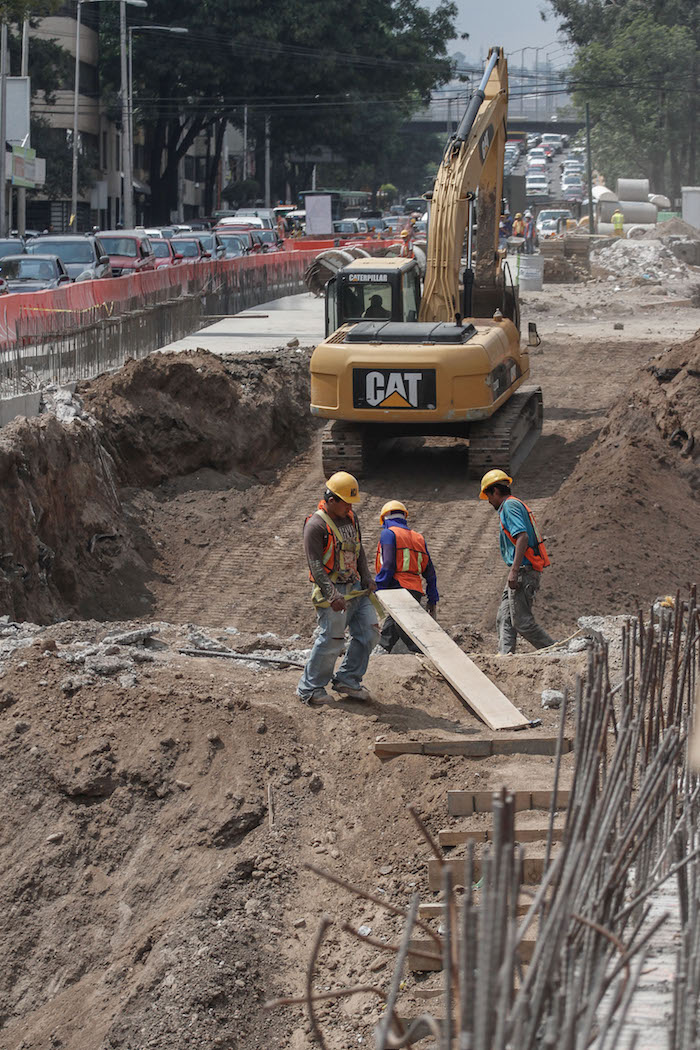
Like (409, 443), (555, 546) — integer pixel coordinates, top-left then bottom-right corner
(325, 257), (422, 337)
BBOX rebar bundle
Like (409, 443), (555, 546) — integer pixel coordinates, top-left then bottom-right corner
(267, 589), (700, 1049)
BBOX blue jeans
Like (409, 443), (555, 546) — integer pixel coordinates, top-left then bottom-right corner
(297, 583), (379, 699)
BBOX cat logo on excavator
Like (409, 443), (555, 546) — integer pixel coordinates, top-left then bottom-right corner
(352, 368), (437, 410)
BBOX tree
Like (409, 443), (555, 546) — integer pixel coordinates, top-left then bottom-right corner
(29, 117), (96, 200)
(97, 0), (457, 220)
(546, 0), (698, 192)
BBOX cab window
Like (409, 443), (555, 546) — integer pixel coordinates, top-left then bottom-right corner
(341, 281), (393, 321)
(402, 272), (419, 322)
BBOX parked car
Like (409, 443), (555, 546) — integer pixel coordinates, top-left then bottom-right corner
(334, 219), (361, 235)
(218, 234), (250, 258)
(98, 232), (156, 275)
(25, 235), (112, 281)
(0, 237), (26, 257)
(235, 208), (275, 230)
(0, 253), (71, 292)
(253, 229), (283, 252)
(195, 232), (226, 258)
(151, 238), (182, 268)
(170, 236), (211, 260)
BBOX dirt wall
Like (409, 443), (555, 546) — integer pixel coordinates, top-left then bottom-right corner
(0, 349), (314, 623)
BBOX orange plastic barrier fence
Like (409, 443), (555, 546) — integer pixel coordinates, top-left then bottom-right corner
(0, 250), (317, 348)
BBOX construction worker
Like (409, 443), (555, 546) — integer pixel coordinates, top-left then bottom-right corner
(479, 469), (554, 655)
(512, 212), (525, 236)
(523, 211), (535, 254)
(612, 206), (624, 237)
(399, 229), (413, 257)
(297, 472), (378, 704)
(375, 500), (438, 652)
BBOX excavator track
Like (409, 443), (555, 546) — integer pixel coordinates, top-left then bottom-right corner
(468, 384), (543, 479)
(321, 421), (369, 476)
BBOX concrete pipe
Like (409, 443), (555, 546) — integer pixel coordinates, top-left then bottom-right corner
(600, 199), (658, 224)
(592, 185), (619, 203)
(648, 193), (671, 209)
(616, 178), (650, 202)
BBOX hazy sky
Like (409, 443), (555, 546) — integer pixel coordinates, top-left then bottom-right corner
(444, 0), (572, 68)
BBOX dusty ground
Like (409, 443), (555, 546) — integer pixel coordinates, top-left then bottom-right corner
(0, 263), (698, 1049)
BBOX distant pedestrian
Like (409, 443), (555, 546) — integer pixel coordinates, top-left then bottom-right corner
(479, 469), (554, 655)
(374, 500), (438, 652)
(612, 206), (624, 237)
(297, 471), (378, 704)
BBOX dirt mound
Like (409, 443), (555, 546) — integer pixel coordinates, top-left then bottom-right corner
(543, 330), (700, 622)
(81, 348), (314, 487)
(647, 218), (700, 241)
(0, 350), (315, 623)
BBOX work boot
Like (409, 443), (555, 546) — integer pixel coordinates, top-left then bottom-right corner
(297, 687), (329, 705)
(332, 682), (373, 702)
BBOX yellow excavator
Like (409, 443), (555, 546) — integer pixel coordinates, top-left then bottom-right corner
(310, 47), (542, 477)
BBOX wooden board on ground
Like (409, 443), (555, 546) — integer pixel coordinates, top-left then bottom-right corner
(438, 824), (564, 847)
(408, 935), (536, 971)
(376, 589), (529, 731)
(374, 736), (572, 759)
(427, 854), (548, 891)
(447, 788), (570, 816)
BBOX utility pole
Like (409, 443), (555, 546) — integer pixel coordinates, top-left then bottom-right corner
(71, 1), (81, 231)
(120, 0), (133, 227)
(585, 102), (595, 234)
(0, 22), (7, 238)
(18, 19), (28, 236)
(264, 114), (270, 207)
(242, 105), (248, 181)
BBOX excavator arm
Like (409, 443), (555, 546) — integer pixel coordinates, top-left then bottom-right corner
(419, 47), (509, 324)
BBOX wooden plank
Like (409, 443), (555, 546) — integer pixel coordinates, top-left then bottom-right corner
(408, 936), (536, 971)
(376, 589), (529, 731)
(373, 736), (571, 759)
(448, 791), (474, 816)
(428, 855), (547, 891)
(420, 895), (541, 920)
(438, 825), (564, 847)
(531, 789), (570, 810)
(448, 789), (570, 816)
(373, 741), (424, 756)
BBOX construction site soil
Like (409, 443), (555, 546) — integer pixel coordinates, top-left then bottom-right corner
(0, 280), (699, 1049)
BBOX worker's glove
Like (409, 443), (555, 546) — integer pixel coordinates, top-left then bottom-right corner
(427, 603), (438, 621)
(330, 596), (347, 612)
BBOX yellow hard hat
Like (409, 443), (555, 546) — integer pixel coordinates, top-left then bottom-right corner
(326, 471), (361, 504)
(479, 468), (513, 499)
(400, 229), (410, 238)
(379, 499), (408, 524)
(515, 212), (522, 219)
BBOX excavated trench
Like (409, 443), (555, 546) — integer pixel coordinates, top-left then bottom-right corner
(0, 348), (317, 624)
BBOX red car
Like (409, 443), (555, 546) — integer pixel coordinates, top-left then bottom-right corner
(98, 231), (156, 276)
(170, 236), (212, 261)
(151, 238), (182, 268)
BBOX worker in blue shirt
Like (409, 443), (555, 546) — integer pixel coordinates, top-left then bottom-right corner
(479, 469), (554, 654)
(374, 500), (438, 652)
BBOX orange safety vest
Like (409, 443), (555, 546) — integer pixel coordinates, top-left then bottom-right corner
(500, 496), (550, 572)
(375, 525), (428, 593)
(306, 501), (361, 583)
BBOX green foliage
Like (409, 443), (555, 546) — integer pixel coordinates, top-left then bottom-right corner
(0, 0), (59, 23)
(29, 117), (96, 200)
(97, 0), (457, 219)
(546, 0), (698, 194)
(221, 178), (260, 205)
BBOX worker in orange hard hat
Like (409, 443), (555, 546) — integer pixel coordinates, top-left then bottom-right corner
(374, 500), (438, 653)
(297, 471), (379, 705)
(479, 469), (554, 654)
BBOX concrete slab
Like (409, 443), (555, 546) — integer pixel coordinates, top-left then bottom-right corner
(156, 292), (325, 356)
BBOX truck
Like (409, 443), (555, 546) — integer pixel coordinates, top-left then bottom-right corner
(310, 47), (542, 478)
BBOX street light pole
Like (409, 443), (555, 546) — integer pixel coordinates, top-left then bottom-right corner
(70, 1), (82, 231)
(0, 22), (8, 238)
(119, 0), (132, 227)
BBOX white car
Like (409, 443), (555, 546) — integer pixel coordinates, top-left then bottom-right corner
(536, 209), (573, 233)
(526, 174), (550, 201)
(527, 149), (548, 168)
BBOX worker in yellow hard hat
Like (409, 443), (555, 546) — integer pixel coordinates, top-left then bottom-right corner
(297, 471), (379, 704)
(399, 227), (413, 258)
(375, 500), (439, 653)
(479, 469), (554, 654)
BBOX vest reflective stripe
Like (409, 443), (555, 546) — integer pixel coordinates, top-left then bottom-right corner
(306, 503), (362, 603)
(500, 496), (550, 572)
(375, 525), (428, 592)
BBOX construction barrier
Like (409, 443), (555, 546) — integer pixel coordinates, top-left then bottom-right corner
(0, 250), (317, 350)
